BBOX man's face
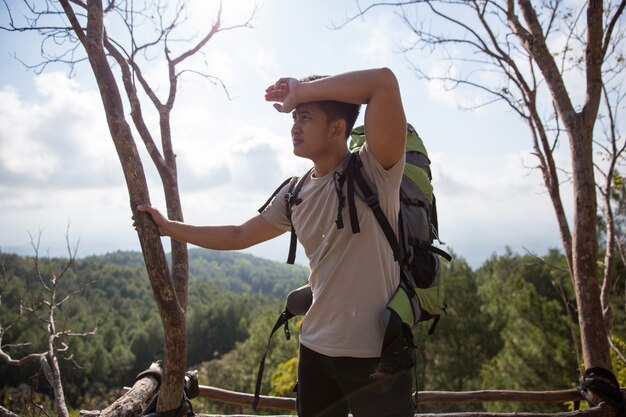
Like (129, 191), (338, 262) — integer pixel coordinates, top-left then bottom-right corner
(291, 103), (334, 160)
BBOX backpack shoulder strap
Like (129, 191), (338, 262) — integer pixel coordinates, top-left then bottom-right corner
(333, 155), (360, 233)
(349, 153), (402, 262)
(258, 176), (295, 214)
(285, 168), (313, 264)
(345, 154), (360, 233)
(252, 309), (294, 411)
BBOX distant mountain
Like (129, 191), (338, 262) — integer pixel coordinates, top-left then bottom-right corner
(187, 249), (308, 297)
(82, 248), (309, 298)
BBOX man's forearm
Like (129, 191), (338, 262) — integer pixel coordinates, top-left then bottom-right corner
(162, 221), (246, 250)
(160, 214), (284, 251)
(295, 67), (400, 106)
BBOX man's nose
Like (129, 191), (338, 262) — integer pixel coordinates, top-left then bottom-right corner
(291, 121), (301, 135)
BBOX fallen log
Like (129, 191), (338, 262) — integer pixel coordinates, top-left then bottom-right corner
(80, 363), (160, 417)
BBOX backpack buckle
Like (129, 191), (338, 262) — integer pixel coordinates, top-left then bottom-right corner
(285, 192), (301, 207)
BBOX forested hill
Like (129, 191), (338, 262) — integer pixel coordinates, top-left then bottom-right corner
(187, 249), (309, 296)
(1, 248), (624, 415)
(0, 248), (308, 410)
(82, 248), (309, 297)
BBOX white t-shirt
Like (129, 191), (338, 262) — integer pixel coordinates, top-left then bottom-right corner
(261, 143), (404, 357)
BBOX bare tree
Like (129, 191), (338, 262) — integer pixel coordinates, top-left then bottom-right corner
(1, 0), (254, 413)
(0, 233), (96, 417)
(340, 1), (625, 371)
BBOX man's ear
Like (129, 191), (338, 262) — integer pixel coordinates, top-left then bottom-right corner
(332, 119), (346, 139)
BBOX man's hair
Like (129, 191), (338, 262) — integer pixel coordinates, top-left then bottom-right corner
(300, 75), (361, 140)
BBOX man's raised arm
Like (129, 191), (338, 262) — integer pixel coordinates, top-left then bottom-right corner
(265, 67), (406, 169)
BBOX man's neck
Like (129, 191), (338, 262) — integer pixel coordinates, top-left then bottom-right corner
(312, 149), (350, 177)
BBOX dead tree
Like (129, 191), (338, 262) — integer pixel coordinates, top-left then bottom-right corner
(1, 0), (254, 413)
(0, 233), (96, 417)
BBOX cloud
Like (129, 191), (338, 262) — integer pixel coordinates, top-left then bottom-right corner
(430, 149), (572, 266)
(168, 94), (308, 195)
(433, 151), (543, 197)
(0, 185), (137, 258)
(357, 14), (397, 65)
(0, 72), (122, 189)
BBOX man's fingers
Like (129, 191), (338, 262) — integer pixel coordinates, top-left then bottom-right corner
(137, 204), (156, 215)
(265, 77), (292, 102)
(265, 88), (285, 102)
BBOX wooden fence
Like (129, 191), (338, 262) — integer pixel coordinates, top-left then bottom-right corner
(196, 384), (626, 416)
(80, 367), (625, 417)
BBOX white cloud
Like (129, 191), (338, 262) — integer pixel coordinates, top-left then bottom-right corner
(187, 0), (257, 28)
(0, 72), (121, 188)
(0, 87), (57, 180)
(357, 15), (396, 65)
(431, 148), (573, 266)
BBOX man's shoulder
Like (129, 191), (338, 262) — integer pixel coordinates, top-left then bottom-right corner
(358, 143), (405, 184)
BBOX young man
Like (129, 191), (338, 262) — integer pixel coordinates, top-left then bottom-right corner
(138, 68), (413, 417)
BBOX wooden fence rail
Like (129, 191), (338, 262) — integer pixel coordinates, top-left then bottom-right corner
(84, 368), (625, 417)
(196, 384), (626, 409)
(197, 404), (617, 417)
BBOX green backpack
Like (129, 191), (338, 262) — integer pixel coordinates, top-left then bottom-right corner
(348, 123), (451, 332)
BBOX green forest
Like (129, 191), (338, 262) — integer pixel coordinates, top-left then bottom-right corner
(1, 248), (624, 416)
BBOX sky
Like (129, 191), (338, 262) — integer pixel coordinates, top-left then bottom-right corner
(0, 0), (583, 269)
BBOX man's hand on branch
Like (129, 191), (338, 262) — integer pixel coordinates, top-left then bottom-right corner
(136, 205), (169, 236)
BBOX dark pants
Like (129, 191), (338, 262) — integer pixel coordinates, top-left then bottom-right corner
(296, 344), (415, 417)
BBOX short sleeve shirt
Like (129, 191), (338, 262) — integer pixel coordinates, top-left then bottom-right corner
(261, 143), (404, 357)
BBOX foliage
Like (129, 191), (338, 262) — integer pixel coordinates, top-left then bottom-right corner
(270, 318), (304, 397)
(1, 247), (625, 415)
(187, 249), (308, 297)
(414, 254), (494, 412)
(565, 335), (626, 411)
(270, 357), (298, 397)
(0, 249), (306, 414)
(476, 250), (579, 412)
(194, 304), (300, 415)
(1, 384), (56, 417)
(611, 336), (626, 387)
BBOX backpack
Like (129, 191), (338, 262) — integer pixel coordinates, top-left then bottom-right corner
(348, 123), (452, 332)
(252, 123), (451, 410)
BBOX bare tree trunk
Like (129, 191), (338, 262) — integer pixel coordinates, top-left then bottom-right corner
(101, 33), (190, 312)
(513, 0), (612, 370)
(41, 261), (70, 417)
(58, 0), (188, 410)
(568, 119), (611, 370)
(0, 406), (20, 417)
(41, 355), (69, 417)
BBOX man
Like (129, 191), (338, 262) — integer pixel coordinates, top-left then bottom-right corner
(138, 68), (413, 417)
